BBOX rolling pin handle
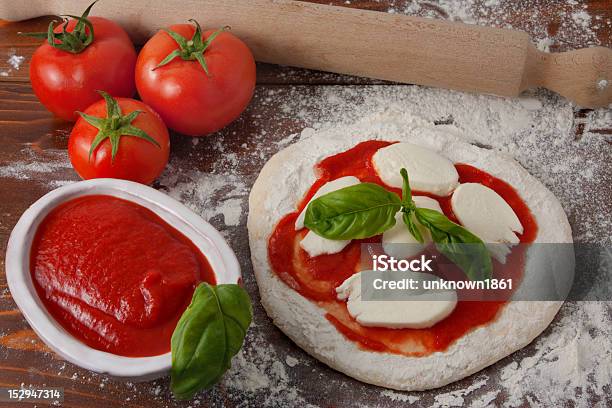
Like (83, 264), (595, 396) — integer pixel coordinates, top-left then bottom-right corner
(523, 45), (612, 108)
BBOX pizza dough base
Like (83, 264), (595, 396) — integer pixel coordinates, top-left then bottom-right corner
(247, 125), (572, 391)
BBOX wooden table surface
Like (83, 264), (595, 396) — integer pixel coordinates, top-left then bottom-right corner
(1, 1), (611, 407)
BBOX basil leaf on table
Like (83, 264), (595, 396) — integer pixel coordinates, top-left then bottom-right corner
(171, 282), (252, 400)
(304, 183), (401, 240)
(415, 208), (493, 280)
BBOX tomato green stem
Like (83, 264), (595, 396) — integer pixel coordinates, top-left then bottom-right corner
(77, 91), (160, 162)
(154, 20), (227, 75)
(19, 1), (97, 54)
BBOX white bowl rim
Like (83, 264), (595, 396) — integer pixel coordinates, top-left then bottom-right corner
(5, 178), (241, 381)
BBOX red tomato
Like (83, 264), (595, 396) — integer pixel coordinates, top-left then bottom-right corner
(68, 96), (170, 185)
(135, 23), (256, 136)
(30, 17), (136, 121)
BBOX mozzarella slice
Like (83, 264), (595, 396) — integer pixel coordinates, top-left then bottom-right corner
(451, 183), (524, 263)
(382, 196), (442, 259)
(372, 143), (459, 196)
(336, 271), (457, 329)
(295, 176), (360, 230)
(300, 231), (350, 257)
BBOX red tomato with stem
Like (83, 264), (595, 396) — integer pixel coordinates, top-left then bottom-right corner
(135, 20), (256, 136)
(29, 3), (136, 121)
(68, 91), (170, 185)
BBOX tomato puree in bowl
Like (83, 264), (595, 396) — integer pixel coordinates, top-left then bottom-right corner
(30, 195), (215, 357)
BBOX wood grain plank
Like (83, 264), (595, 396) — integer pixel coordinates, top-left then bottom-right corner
(0, 329), (51, 353)
(0, 1), (610, 407)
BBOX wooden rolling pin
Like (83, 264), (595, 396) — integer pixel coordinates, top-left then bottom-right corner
(2, 0), (611, 107)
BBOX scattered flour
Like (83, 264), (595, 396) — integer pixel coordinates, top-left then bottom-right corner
(433, 378), (489, 407)
(571, 10), (592, 29)
(285, 355), (299, 367)
(597, 79), (609, 91)
(391, 0), (608, 52)
(0, 150), (72, 180)
(499, 301), (611, 408)
(7, 53), (24, 70)
(159, 168), (247, 229)
(1, 49), (25, 77)
(215, 314), (314, 407)
(380, 389), (421, 403)
(0, 160), (69, 180)
(470, 390), (500, 407)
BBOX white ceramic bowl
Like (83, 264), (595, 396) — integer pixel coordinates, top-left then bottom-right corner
(6, 178), (241, 381)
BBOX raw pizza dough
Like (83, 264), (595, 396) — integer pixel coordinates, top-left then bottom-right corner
(247, 123), (573, 391)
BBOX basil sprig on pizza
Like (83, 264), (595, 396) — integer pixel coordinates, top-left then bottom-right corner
(304, 168), (492, 280)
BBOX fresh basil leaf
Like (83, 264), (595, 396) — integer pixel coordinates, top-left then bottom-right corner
(171, 282), (252, 400)
(304, 183), (401, 240)
(402, 210), (425, 244)
(415, 208), (492, 280)
(400, 168), (426, 243)
(400, 168), (415, 209)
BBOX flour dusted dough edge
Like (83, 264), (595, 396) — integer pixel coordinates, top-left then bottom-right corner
(247, 128), (572, 391)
